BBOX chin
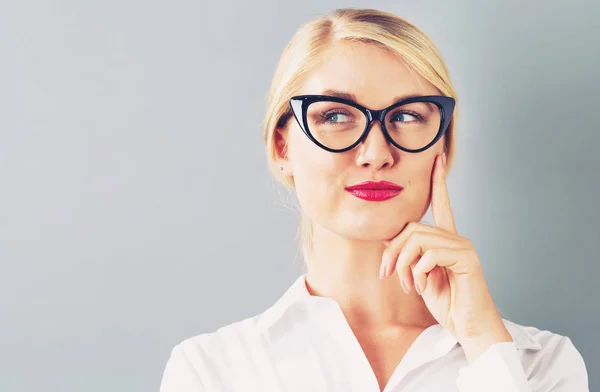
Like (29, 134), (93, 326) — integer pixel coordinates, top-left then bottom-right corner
(335, 215), (408, 242)
(341, 228), (397, 242)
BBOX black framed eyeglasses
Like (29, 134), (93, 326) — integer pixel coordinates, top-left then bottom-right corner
(288, 94), (455, 153)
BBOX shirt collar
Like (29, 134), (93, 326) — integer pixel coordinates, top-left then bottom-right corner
(255, 274), (542, 352)
(255, 274), (312, 332)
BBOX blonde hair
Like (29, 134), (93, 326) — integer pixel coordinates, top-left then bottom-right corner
(263, 8), (459, 265)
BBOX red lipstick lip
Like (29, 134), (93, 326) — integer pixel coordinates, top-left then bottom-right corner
(345, 181), (404, 202)
(345, 181), (404, 191)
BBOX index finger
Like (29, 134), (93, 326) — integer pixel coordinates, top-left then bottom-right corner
(431, 152), (457, 233)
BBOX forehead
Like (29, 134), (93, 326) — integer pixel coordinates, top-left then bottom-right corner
(300, 40), (439, 109)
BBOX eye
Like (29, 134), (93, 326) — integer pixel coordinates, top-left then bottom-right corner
(390, 112), (420, 123)
(321, 111), (351, 123)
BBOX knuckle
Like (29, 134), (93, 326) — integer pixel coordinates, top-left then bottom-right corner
(405, 233), (423, 254)
(411, 231), (427, 244)
(403, 235), (416, 250)
(423, 248), (437, 259)
(461, 236), (473, 247)
(467, 248), (479, 261)
(406, 221), (420, 231)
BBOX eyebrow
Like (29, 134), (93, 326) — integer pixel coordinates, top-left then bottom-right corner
(321, 89), (425, 104)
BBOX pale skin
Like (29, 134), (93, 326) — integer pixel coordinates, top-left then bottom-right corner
(275, 40), (512, 390)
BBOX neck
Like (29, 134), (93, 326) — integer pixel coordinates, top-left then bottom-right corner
(304, 223), (437, 330)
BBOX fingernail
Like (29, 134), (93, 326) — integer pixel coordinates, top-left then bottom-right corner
(400, 279), (409, 294)
(379, 263), (387, 280)
(442, 152), (447, 168)
(415, 281), (422, 295)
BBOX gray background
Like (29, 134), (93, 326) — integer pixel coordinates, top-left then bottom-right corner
(0, 0), (598, 391)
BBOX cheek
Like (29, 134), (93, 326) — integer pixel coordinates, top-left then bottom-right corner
(402, 154), (436, 203)
(287, 131), (349, 206)
(289, 130), (345, 180)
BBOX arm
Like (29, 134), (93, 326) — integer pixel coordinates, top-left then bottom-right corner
(160, 344), (206, 392)
(456, 337), (589, 392)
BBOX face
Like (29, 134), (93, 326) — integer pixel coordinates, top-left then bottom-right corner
(276, 40), (446, 241)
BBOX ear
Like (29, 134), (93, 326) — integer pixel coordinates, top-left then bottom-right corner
(274, 126), (292, 175)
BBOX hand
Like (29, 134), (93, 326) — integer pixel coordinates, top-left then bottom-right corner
(379, 152), (513, 363)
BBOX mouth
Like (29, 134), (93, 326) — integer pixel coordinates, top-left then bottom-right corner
(344, 181), (404, 202)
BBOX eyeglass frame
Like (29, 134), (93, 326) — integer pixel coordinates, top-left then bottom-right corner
(288, 94), (456, 153)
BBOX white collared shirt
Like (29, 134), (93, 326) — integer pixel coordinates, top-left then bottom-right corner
(160, 274), (589, 392)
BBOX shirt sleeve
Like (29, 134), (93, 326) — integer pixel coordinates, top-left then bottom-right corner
(455, 338), (589, 392)
(160, 344), (206, 392)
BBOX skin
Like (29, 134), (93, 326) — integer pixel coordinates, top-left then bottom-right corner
(275, 40), (512, 388)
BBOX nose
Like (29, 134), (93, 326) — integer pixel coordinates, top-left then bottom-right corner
(355, 121), (395, 170)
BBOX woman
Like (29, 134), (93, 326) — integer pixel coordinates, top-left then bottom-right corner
(160, 8), (588, 392)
